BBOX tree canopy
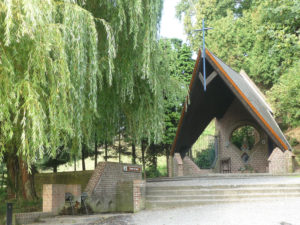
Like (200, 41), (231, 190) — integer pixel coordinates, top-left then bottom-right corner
(0, 0), (177, 167)
(176, 0), (300, 128)
(176, 0), (300, 89)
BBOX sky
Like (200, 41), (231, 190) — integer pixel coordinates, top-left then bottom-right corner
(160, 0), (187, 42)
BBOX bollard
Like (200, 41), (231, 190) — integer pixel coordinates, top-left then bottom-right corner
(6, 203), (12, 225)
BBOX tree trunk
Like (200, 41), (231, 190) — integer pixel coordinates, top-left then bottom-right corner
(6, 153), (18, 199)
(153, 144), (157, 170)
(74, 156), (76, 171)
(166, 145), (169, 177)
(105, 142), (108, 162)
(53, 165), (57, 173)
(82, 145), (86, 171)
(1, 166), (4, 189)
(118, 132), (121, 163)
(132, 142), (136, 164)
(188, 148), (193, 159)
(19, 159), (37, 200)
(141, 141), (147, 180)
(94, 140), (98, 169)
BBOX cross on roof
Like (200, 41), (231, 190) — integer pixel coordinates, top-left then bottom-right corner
(194, 19), (213, 91)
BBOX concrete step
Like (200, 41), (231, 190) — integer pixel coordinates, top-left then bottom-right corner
(145, 183), (300, 209)
(146, 183), (300, 191)
(146, 192), (300, 201)
(147, 187), (300, 196)
(145, 196), (300, 209)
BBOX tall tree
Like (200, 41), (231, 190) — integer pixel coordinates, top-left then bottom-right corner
(267, 61), (300, 129)
(0, 0), (173, 199)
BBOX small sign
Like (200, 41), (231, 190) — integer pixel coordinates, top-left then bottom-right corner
(123, 166), (141, 173)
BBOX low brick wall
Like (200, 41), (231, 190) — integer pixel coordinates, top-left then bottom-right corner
(14, 212), (53, 225)
(43, 184), (81, 214)
(35, 170), (93, 197)
(85, 162), (142, 213)
(170, 154), (211, 177)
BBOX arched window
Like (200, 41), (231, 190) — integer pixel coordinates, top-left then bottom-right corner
(230, 125), (259, 151)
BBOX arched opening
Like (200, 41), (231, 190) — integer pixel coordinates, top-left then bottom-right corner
(230, 125), (260, 151)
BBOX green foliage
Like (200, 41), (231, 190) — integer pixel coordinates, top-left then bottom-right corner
(194, 143), (215, 169)
(0, 0), (176, 167)
(176, 0), (300, 89)
(159, 38), (194, 146)
(238, 164), (254, 173)
(145, 164), (167, 178)
(230, 126), (256, 150)
(267, 61), (300, 128)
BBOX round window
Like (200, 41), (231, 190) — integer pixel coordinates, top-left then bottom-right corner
(230, 125), (259, 151)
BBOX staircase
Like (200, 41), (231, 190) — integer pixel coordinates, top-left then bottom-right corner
(146, 180), (300, 209)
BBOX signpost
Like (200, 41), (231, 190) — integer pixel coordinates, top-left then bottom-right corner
(123, 165), (141, 173)
(6, 203), (12, 225)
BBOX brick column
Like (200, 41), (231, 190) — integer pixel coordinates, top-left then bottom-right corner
(43, 184), (65, 214)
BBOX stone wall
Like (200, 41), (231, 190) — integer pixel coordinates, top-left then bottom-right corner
(85, 162), (142, 213)
(215, 99), (269, 173)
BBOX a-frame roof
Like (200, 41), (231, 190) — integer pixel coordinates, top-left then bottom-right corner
(171, 49), (291, 156)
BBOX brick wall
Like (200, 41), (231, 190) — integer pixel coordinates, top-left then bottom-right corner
(215, 99), (269, 173)
(42, 184), (81, 214)
(35, 170), (93, 197)
(86, 162), (142, 213)
(116, 180), (145, 213)
(268, 147), (295, 174)
(85, 163), (106, 195)
(133, 180), (146, 212)
(65, 184), (81, 202)
(170, 154), (211, 177)
(172, 153), (183, 177)
(43, 184), (65, 213)
(14, 212), (53, 224)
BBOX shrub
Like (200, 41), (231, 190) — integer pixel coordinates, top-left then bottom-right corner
(194, 144), (215, 169)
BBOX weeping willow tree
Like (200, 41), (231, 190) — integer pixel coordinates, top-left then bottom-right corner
(0, 0), (177, 199)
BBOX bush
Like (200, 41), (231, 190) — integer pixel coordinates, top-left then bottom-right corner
(145, 165), (167, 178)
(194, 145), (215, 169)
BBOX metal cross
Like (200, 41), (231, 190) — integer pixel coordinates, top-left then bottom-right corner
(194, 19), (213, 91)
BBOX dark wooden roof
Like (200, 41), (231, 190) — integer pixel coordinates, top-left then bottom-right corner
(171, 49), (291, 156)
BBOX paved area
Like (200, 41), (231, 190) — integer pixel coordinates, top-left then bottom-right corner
(29, 199), (300, 225)
(132, 199), (300, 225)
(147, 175), (300, 187)
(27, 214), (133, 225)
(28, 176), (300, 225)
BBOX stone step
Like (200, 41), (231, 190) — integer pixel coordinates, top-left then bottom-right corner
(146, 192), (300, 201)
(145, 196), (300, 209)
(147, 187), (300, 196)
